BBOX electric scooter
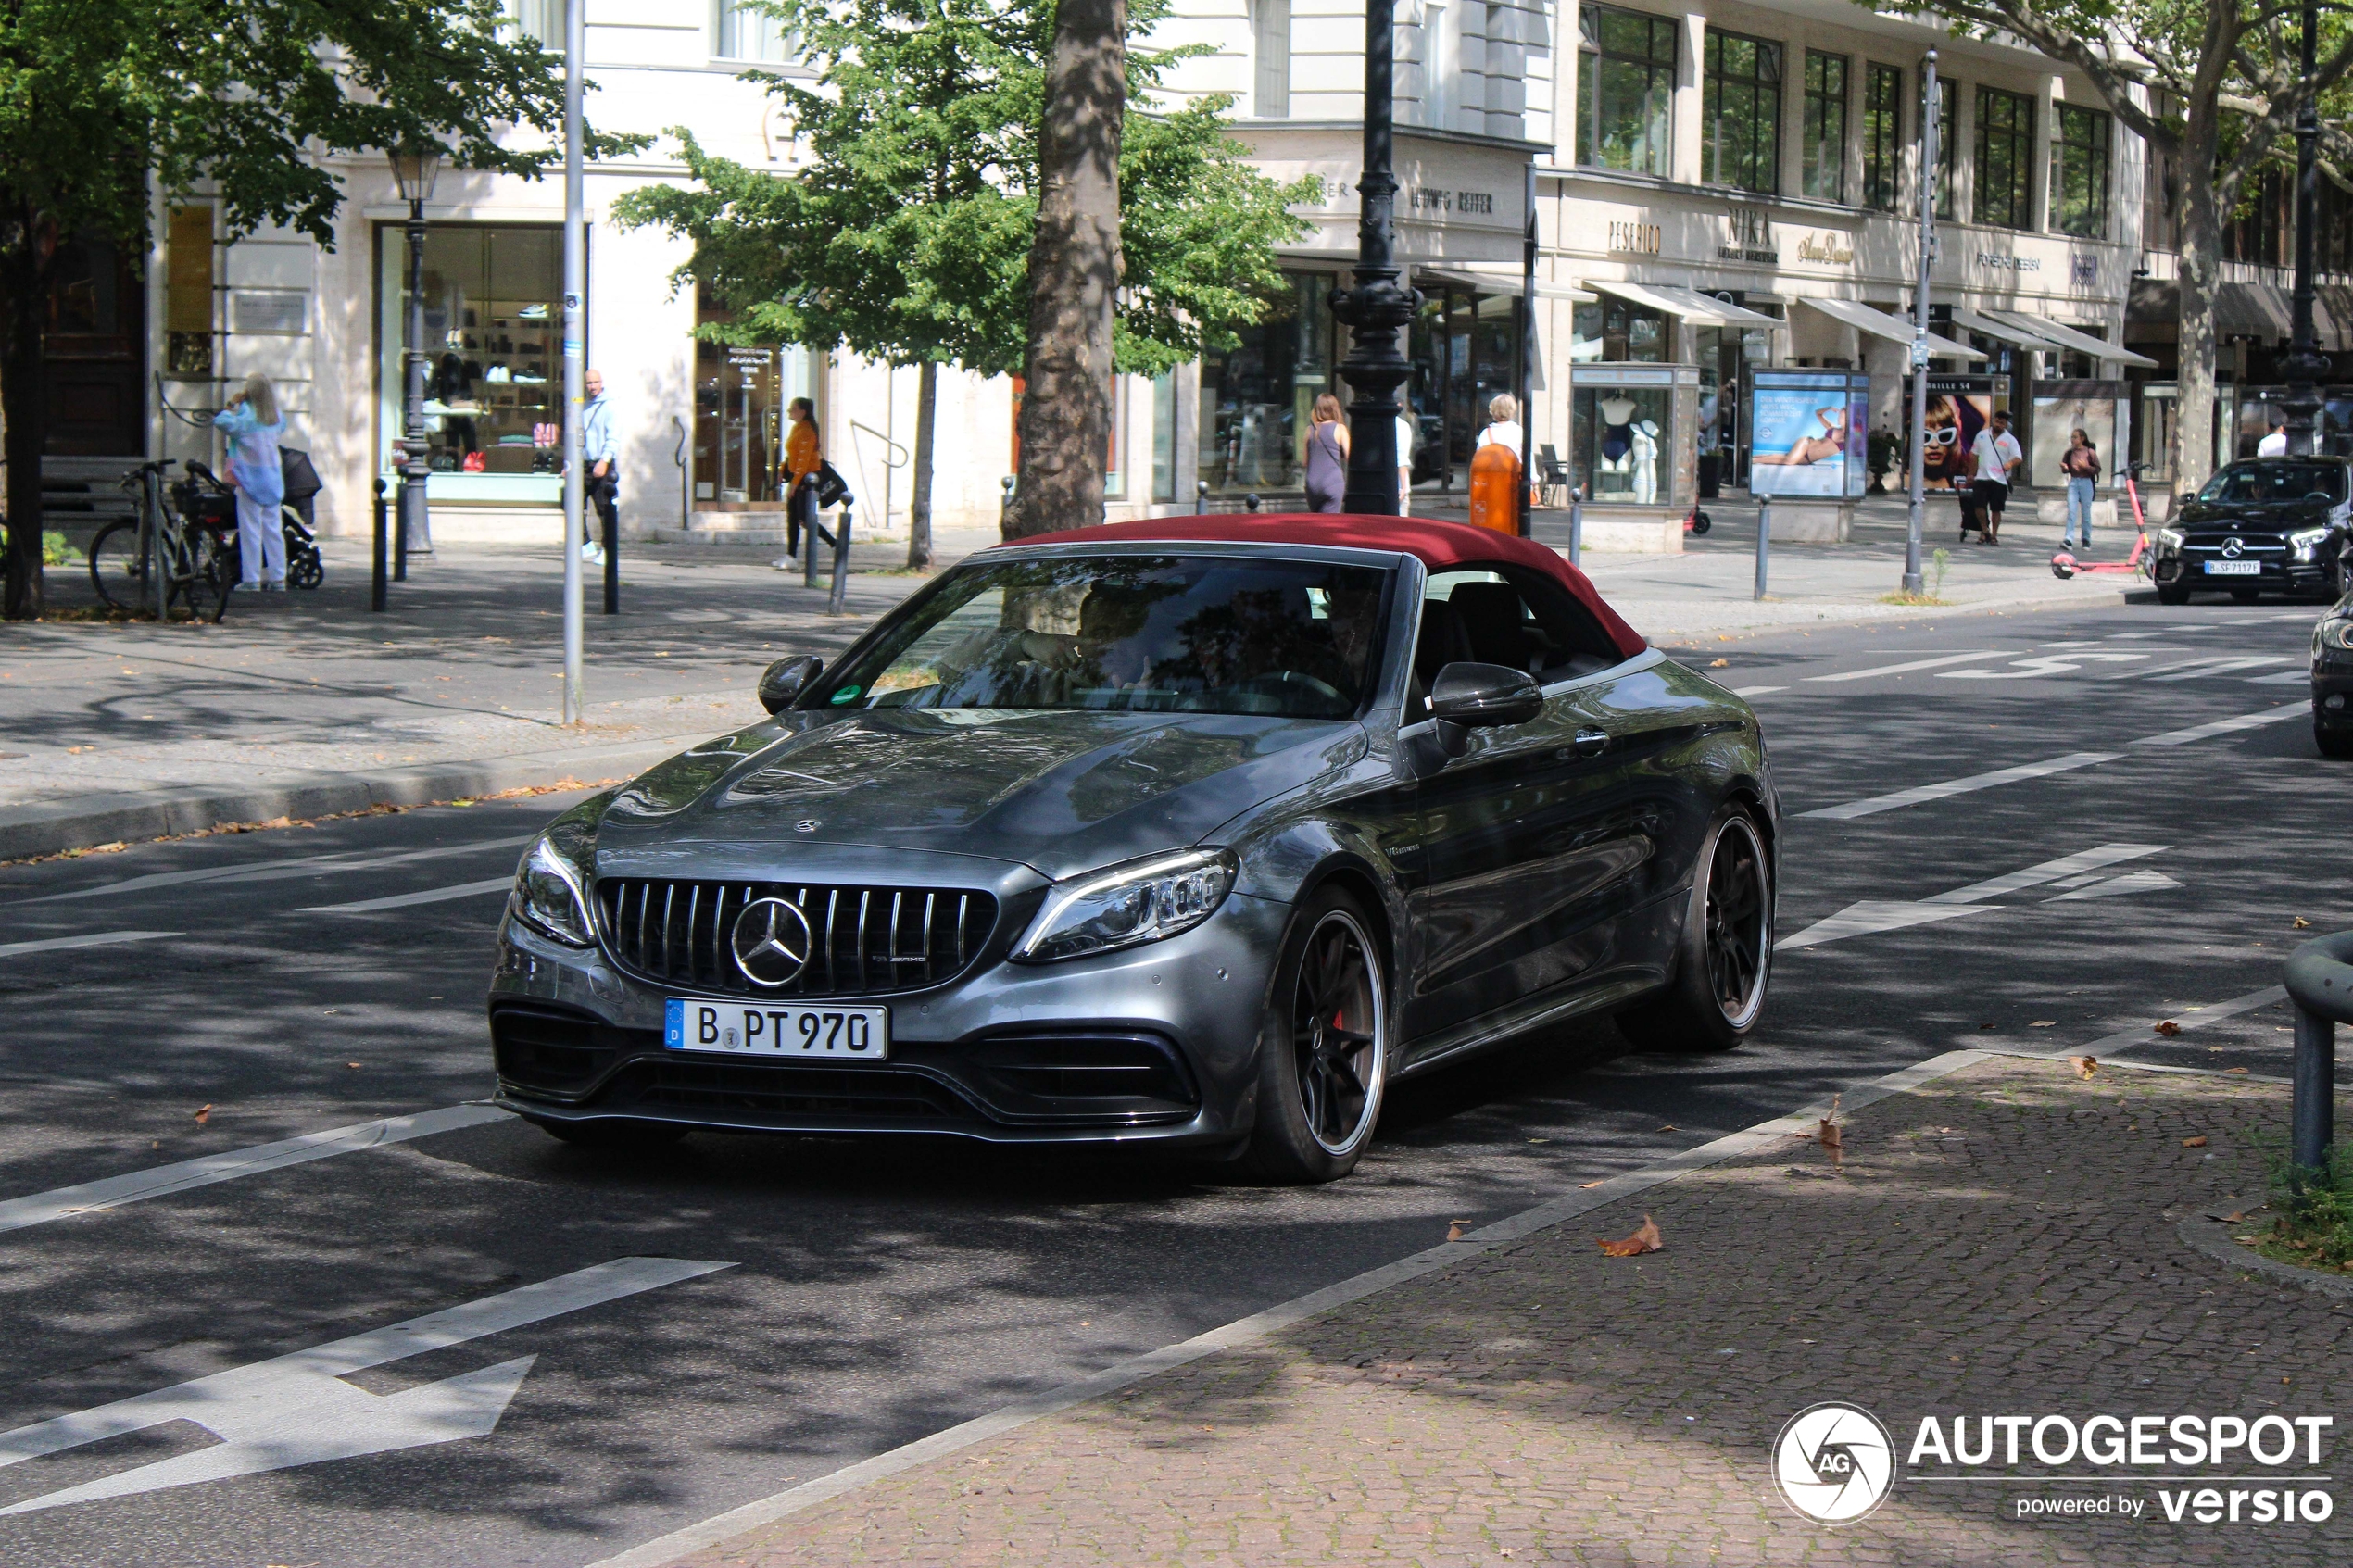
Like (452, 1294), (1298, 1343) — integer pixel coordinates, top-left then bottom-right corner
(1683, 503), (1712, 536)
(2050, 462), (2152, 580)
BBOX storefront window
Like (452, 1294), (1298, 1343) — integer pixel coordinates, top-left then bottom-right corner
(691, 284), (819, 507)
(1151, 370), (1176, 501)
(1197, 270), (1332, 497)
(1862, 64), (1901, 212)
(1802, 52), (1848, 204)
(1570, 298), (1666, 363)
(1975, 85), (2034, 231)
(1574, 385), (1670, 503)
(1935, 77), (1957, 221)
(1578, 7), (1676, 178)
(1704, 31), (1781, 194)
(2050, 104), (2111, 239)
(379, 223), (563, 493)
(1403, 287), (1523, 489)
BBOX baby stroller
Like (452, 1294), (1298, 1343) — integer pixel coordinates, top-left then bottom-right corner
(186, 453), (326, 589)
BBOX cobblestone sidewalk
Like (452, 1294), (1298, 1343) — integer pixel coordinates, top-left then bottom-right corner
(668, 1057), (2345, 1566)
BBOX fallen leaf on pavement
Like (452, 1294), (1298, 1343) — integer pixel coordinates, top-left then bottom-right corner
(1579, 1180), (1605, 1189)
(2294, 916), (2311, 929)
(2031, 1020), (2057, 1027)
(1818, 1094), (1844, 1161)
(1599, 1215), (1663, 1257)
(194, 1104), (211, 1124)
(1658, 1124), (1678, 1132)
(2155, 1021), (2183, 1037)
(345, 1061), (362, 1070)
(1446, 1219), (1472, 1241)
(2224, 1066), (2249, 1074)
(2068, 1055), (2098, 1080)
(1708, 658), (1730, 668)
(2183, 1135), (2208, 1148)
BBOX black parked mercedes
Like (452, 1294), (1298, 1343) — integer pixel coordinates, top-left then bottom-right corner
(2152, 457), (2353, 604)
(486, 514), (1779, 1183)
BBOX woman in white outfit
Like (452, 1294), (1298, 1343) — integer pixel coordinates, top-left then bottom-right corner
(213, 373), (287, 589)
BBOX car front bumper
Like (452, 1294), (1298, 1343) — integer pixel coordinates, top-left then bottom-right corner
(486, 888), (1292, 1148)
(2313, 651), (2353, 727)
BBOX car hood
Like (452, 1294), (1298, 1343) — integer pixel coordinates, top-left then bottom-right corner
(2177, 498), (2341, 533)
(594, 707), (1369, 881)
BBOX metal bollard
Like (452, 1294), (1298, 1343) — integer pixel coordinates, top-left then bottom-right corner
(1195, 479), (1209, 515)
(371, 476), (388, 613)
(1567, 487), (1583, 570)
(1755, 496), (1771, 601)
(1245, 493), (1262, 514)
(1000, 474), (1015, 532)
(2284, 930), (2353, 1178)
(827, 499), (853, 616)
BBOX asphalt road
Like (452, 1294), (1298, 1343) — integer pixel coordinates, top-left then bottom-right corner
(0, 595), (2340, 1566)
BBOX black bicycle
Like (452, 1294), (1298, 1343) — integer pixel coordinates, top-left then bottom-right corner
(88, 460), (234, 621)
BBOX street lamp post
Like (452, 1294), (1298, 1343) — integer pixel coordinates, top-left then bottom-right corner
(1903, 49), (1939, 597)
(390, 146), (442, 581)
(2280, 2), (2328, 457)
(1328, 0), (1419, 516)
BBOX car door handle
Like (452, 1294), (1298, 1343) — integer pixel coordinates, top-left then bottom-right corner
(1572, 727), (1610, 758)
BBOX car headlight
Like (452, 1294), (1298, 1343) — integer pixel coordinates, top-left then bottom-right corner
(2320, 619), (2353, 652)
(2156, 528), (2185, 555)
(1013, 847), (1238, 962)
(508, 808), (598, 947)
(2290, 527), (2330, 561)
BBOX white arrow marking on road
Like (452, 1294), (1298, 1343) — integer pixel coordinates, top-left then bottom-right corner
(0, 1258), (734, 1515)
(0, 931), (177, 960)
(301, 876), (514, 913)
(2045, 869), (2183, 902)
(1803, 651), (2008, 683)
(1779, 845), (2166, 949)
(1939, 652), (2152, 679)
(2146, 655), (2294, 682)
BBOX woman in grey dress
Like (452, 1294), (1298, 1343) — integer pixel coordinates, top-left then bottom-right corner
(1302, 393), (1350, 512)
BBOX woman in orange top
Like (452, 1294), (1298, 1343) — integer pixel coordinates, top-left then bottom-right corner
(778, 397), (820, 568)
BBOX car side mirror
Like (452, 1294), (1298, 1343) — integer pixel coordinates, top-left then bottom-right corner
(1428, 661), (1543, 757)
(757, 655), (825, 714)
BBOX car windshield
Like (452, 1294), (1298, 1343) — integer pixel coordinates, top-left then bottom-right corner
(2197, 462), (2349, 503)
(819, 553), (1390, 719)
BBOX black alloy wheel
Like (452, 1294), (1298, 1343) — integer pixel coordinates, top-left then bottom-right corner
(1243, 887), (1389, 1183)
(1618, 808), (1773, 1052)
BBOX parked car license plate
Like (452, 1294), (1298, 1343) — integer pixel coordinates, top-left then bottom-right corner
(664, 997), (890, 1060)
(2204, 559), (2262, 575)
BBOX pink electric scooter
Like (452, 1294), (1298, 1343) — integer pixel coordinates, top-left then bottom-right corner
(2050, 462), (2152, 580)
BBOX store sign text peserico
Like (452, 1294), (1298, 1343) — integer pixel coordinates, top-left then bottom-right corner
(1907, 1412), (2336, 1525)
(1608, 220), (1662, 256)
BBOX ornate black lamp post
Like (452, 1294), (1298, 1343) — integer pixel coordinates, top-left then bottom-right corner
(2280, 2), (2329, 456)
(1328, 0), (1420, 516)
(390, 145), (443, 574)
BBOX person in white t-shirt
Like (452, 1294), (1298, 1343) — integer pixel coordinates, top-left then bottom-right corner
(1396, 400), (1418, 513)
(2258, 420), (2289, 457)
(1477, 392), (1524, 458)
(1968, 409), (2024, 545)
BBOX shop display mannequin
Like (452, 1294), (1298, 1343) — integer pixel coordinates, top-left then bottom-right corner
(1631, 419), (1660, 504)
(1596, 395), (1639, 498)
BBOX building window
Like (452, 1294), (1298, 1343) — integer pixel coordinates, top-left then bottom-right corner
(1570, 297), (1667, 363)
(164, 205), (214, 379)
(1862, 64), (1901, 212)
(1253, 0), (1290, 118)
(1975, 85), (2034, 230)
(2143, 89), (2180, 251)
(1704, 31), (1782, 194)
(2049, 103), (2111, 239)
(1577, 6), (1677, 178)
(1934, 76), (1956, 220)
(716, 0), (791, 61)
(1197, 270), (1331, 498)
(380, 223), (564, 488)
(1802, 52), (1848, 203)
(507, 0), (559, 48)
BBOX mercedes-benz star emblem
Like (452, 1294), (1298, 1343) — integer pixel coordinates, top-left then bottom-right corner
(2222, 536), (2246, 558)
(730, 897), (813, 987)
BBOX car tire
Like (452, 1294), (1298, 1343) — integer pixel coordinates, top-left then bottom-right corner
(531, 1117), (690, 1151)
(1242, 886), (1390, 1185)
(1617, 807), (1774, 1053)
(2157, 579), (2193, 606)
(2318, 725), (2353, 760)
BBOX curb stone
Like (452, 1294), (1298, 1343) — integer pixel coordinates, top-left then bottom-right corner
(2174, 1210), (2353, 1298)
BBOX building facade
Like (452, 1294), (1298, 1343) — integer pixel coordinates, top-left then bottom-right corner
(76, 1), (2353, 544)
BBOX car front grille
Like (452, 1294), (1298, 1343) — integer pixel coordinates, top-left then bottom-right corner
(595, 877), (997, 997)
(2183, 539), (2287, 558)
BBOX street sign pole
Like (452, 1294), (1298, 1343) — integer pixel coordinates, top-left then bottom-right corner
(560, 0), (585, 724)
(1904, 49), (1938, 597)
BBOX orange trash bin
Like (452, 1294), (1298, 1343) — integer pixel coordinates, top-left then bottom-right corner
(1467, 442), (1521, 533)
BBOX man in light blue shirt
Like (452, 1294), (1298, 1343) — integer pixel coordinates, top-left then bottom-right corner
(581, 368), (616, 564)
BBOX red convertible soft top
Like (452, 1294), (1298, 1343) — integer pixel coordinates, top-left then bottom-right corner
(999, 511), (1649, 659)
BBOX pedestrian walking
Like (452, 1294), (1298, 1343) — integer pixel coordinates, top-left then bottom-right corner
(1476, 393), (1524, 458)
(580, 368), (615, 565)
(1968, 408), (2023, 546)
(1396, 398), (1417, 514)
(212, 373), (286, 591)
(2061, 427), (2100, 550)
(2258, 419), (2289, 458)
(1302, 394), (1350, 513)
(776, 397), (821, 570)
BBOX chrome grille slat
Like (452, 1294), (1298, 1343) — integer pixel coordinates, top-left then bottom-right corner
(597, 878), (996, 998)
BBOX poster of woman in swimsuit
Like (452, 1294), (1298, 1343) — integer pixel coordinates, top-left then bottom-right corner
(1748, 372), (1869, 496)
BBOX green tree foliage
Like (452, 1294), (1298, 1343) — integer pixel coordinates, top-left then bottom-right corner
(0, 0), (634, 618)
(611, 0), (1316, 559)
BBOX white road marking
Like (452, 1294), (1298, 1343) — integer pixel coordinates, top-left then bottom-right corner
(31, 835), (535, 904)
(1804, 651), (2007, 683)
(1941, 652), (2152, 680)
(2045, 869), (2183, 902)
(1730, 684), (1787, 697)
(1797, 752), (2119, 820)
(1779, 845), (2164, 948)
(2146, 655), (2294, 682)
(302, 876), (514, 913)
(0, 1105), (509, 1235)
(0, 1258), (735, 1516)
(2131, 705), (2306, 746)
(0, 931), (177, 959)
(2246, 668), (2311, 684)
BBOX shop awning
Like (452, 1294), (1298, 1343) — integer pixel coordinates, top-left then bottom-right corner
(1583, 279), (1780, 326)
(1795, 296), (1984, 359)
(1944, 306), (2070, 353)
(1977, 307), (2160, 370)
(1415, 268), (1597, 303)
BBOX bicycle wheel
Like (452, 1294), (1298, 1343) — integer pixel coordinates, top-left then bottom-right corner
(89, 520), (150, 611)
(189, 534), (232, 622)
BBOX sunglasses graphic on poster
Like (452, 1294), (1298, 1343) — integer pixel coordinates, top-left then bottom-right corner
(1907, 377), (1998, 490)
(1748, 370), (1869, 498)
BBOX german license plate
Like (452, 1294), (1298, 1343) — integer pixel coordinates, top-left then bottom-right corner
(663, 997), (890, 1060)
(2204, 559), (2262, 575)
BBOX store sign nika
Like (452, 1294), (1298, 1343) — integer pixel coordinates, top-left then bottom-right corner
(1721, 207), (1777, 264)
